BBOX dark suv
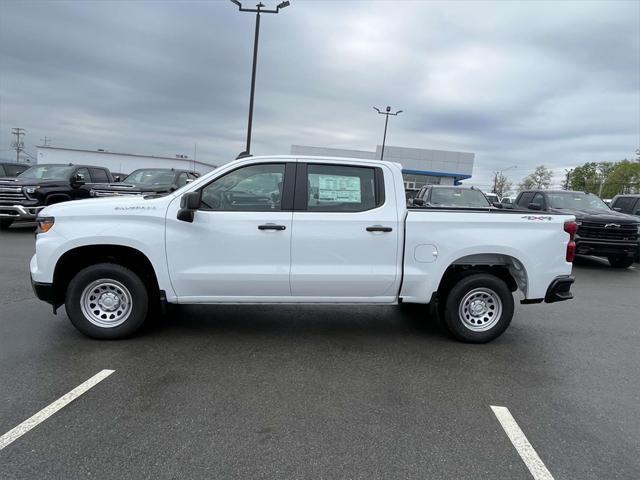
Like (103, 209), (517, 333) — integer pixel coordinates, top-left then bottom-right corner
(88, 168), (198, 198)
(411, 185), (494, 209)
(0, 163), (113, 229)
(515, 190), (640, 268)
(0, 162), (29, 177)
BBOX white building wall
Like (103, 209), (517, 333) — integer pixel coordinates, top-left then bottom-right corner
(290, 144), (474, 188)
(36, 147), (217, 175)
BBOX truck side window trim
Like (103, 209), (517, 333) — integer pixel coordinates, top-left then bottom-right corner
(293, 162), (385, 213)
(196, 162), (296, 212)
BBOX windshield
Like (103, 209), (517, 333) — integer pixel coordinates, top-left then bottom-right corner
(18, 165), (74, 180)
(124, 170), (176, 186)
(547, 192), (610, 211)
(429, 188), (491, 207)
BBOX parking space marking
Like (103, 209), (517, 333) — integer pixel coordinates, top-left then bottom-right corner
(0, 369), (115, 451)
(491, 405), (555, 480)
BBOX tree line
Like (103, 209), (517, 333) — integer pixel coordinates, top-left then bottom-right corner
(491, 157), (640, 198)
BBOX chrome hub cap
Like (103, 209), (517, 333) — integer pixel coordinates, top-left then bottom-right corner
(80, 279), (132, 328)
(459, 287), (502, 332)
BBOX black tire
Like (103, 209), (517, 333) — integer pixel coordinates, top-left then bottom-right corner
(607, 256), (634, 269)
(65, 263), (149, 339)
(442, 273), (514, 343)
(0, 219), (13, 230)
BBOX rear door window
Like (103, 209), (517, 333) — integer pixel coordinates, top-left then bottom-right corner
(303, 164), (380, 212)
(89, 168), (109, 183)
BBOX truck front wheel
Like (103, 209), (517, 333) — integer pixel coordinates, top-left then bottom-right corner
(607, 256), (634, 269)
(65, 263), (149, 339)
(443, 273), (514, 343)
(0, 219), (13, 230)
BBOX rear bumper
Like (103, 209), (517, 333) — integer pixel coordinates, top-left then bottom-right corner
(544, 276), (574, 303)
(0, 204), (45, 220)
(576, 239), (638, 258)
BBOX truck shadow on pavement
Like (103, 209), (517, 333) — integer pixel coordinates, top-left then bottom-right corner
(145, 303), (452, 342)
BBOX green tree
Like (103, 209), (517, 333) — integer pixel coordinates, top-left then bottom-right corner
(601, 160), (640, 198)
(568, 162), (614, 194)
(519, 165), (553, 190)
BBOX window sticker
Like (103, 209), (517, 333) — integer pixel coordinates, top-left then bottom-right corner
(317, 175), (361, 203)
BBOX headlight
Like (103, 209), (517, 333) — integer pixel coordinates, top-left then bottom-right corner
(23, 186), (39, 195)
(90, 189), (96, 197)
(36, 216), (55, 234)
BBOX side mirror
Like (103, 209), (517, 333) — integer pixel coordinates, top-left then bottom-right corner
(492, 202), (503, 209)
(177, 191), (201, 222)
(528, 203), (542, 211)
(72, 173), (85, 186)
(186, 178), (194, 184)
(114, 175), (121, 182)
(412, 198), (425, 206)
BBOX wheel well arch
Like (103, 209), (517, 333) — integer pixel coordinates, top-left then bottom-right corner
(436, 253), (528, 299)
(52, 245), (160, 308)
(45, 194), (71, 205)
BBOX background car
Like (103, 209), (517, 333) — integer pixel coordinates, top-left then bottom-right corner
(88, 168), (199, 197)
(411, 185), (493, 209)
(0, 163), (113, 229)
(515, 189), (640, 268)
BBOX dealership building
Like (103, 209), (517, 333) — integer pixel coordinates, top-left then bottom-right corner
(291, 145), (474, 190)
(36, 146), (218, 176)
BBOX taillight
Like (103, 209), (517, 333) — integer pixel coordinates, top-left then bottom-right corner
(564, 220), (577, 262)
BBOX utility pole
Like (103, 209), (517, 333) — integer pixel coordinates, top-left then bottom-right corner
(373, 106), (403, 160)
(40, 136), (52, 146)
(230, 0), (290, 159)
(11, 128), (25, 163)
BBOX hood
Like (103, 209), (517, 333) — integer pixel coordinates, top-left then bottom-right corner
(0, 177), (67, 188)
(91, 182), (173, 193)
(40, 193), (174, 218)
(548, 207), (639, 224)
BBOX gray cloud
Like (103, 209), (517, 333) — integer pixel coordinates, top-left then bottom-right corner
(1, 0), (638, 189)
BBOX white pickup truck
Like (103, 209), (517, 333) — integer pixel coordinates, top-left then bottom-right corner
(30, 156), (576, 343)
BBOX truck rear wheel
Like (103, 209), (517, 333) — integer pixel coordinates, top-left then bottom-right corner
(442, 273), (514, 343)
(65, 263), (148, 339)
(607, 256), (634, 269)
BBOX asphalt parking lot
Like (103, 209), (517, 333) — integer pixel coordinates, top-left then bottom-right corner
(1, 224), (639, 479)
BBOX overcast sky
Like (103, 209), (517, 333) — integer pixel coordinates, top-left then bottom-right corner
(1, 0), (638, 188)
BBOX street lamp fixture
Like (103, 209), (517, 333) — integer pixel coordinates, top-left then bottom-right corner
(373, 106), (402, 160)
(230, 1), (290, 159)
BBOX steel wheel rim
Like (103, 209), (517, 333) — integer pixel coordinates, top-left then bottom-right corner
(458, 287), (502, 332)
(80, 279), (132, 328)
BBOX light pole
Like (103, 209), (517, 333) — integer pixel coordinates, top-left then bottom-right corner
(230, 0), (290, 159)
(373, 106), (402, 160)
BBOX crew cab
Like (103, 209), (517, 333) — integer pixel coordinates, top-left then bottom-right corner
(88, 168), (199, 197)
(0, 163), (113, 229)
(31, 156), (576, 343)
(515, 190), (640, 268)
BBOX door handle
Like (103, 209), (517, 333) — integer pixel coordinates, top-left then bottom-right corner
(366, 225), (392, 232)
(258, 224), (286, 231)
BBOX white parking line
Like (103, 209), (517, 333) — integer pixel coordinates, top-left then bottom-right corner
(0, 369), (115, 451)
(491, 405), (555, 480)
